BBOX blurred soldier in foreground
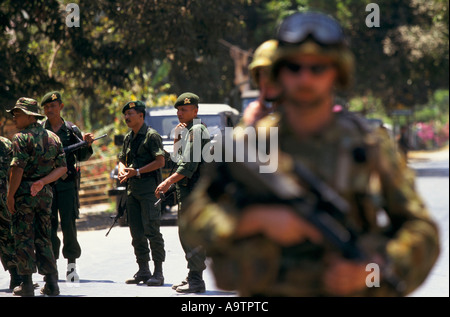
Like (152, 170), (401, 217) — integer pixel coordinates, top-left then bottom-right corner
(118, 100), (166, 286)
(0, 134), (19, 289)
(7, 98), (67, 296)
(180, 12), (440, 296)
(41, 91), (94, 281)
(155, 93), (210, 293)
(242, 39), (281, 127)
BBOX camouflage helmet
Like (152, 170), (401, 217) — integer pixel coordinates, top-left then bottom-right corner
(271, 11), (355, 90)
(248, 39), (278, 86)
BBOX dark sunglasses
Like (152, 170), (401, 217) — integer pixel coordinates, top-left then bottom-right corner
(277, 12), (346, 46)
(281, 61), (334, 75)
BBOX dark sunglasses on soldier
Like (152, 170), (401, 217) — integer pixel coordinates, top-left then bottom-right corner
(277, 12), (346, 46)
(280, 61), (334, 75)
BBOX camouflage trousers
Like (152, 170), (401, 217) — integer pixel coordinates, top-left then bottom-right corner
(12, 187), (58, 276)
(0, 192), (16, 271)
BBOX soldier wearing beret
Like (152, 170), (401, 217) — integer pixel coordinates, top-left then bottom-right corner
(155, 92), (210, 293)
(118, 100), (166, 286)
(180, 12), (440, 297)
(41, 91), (94, 281)
(7, 97), (67, 296)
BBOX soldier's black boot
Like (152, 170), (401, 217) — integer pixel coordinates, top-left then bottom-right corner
(146, 261), (164, 286)
(172, 277), (187, 290)
(41, 273), (60, 296)
(13, 274), (34, 297)
(125, 261), (152, 284)
(176, 270), (206, 293)
(8, 267), (22, 290)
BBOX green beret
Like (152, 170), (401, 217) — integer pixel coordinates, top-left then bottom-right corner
(7, 97), (45, 119)
(40, 91), (62, 106)
(122, 100), (146, 114)
(174, 92), (199, 108)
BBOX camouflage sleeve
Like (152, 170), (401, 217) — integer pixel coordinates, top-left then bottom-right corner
(10, 133), (30, 169)
(178, 163), (240, 250)
(375, 131), (440, 295)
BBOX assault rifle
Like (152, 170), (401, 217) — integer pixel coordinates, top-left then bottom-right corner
(63, 134), (107, 154)
(203, 151), (404, 292)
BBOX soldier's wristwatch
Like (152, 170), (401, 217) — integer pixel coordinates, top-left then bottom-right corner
(136, 168), (140, 177)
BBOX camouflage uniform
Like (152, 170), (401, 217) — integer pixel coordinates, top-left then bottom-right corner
(10, 122), (66, 276)
(180, 109), (440, 297)
(0, 136), (15, 272)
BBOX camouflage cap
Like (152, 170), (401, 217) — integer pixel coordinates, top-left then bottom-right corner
(174, 92), (199, 108)
(7, 97), (45, 119)
(40, 91), (62, 106)
(122, 100), (146, 114)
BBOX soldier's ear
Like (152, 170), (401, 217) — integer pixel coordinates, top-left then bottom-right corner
(60, 102), (65, 110)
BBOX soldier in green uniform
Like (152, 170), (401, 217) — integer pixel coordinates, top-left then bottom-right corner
(0, 135), (20, 289)
(40, 91), (94, 281)
(118, 100), (166, 286)
(180, 12), (440, 297)
(155, 92), (211, 293)
(6, 97), (67, 296)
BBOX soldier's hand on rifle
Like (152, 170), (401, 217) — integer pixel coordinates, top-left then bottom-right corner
(155, 179), (172, 199)
(83, 133), (95, 146)
(236, 205), (323, 246)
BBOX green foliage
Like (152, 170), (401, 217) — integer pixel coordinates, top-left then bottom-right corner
(0, 0), (448, 143)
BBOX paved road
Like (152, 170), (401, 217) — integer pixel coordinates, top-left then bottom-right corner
(0, 153), (448, 299)
(407, 157), (449, 297)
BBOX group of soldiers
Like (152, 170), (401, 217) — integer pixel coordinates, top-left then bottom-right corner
(0, 92), (94, 296)
(176, 11), (440, 297)
(0, 10), (441, 297)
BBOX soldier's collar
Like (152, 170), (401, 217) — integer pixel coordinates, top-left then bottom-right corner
(133, 122), (148, 136)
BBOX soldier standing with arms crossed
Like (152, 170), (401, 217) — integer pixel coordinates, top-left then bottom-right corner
(180, 12), (440, 296)
(155, 92), (210, 293)
(41, 91), (94, 281)
(118, 100), (166, 286)
(6, 97), (67, 296)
